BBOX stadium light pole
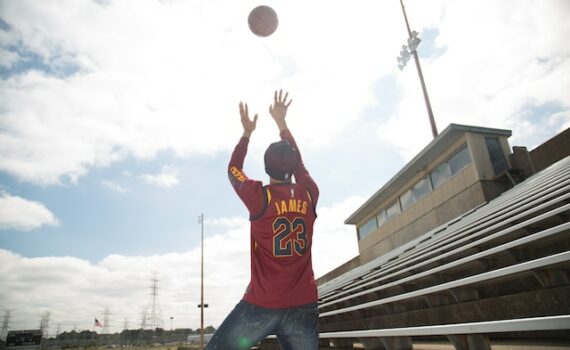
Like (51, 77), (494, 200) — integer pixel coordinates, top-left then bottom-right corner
(397, 0), (438, 138)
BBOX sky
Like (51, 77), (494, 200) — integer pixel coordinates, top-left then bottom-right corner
(1, 0), (569, 336)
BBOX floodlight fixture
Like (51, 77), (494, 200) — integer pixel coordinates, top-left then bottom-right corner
(407, 31), (421, 52)
(397, 45), (412, 70)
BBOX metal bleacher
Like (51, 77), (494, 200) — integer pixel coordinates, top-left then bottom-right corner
(310, 155), (570, 349)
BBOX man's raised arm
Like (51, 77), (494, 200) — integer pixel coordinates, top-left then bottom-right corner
(269, 90), (319, 205)
(228, 102), (265, 216)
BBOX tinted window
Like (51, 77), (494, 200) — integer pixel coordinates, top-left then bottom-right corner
(377, 210), (387, 228)
(430, 162), (451, 189)
(401, 176), (432, 211)
(400, 189), (414, 210)
(485, 137), (507, 175)
(385, 200), (401, 221)
(413, 176), (432, 201)
(449, 146), (472, 175)
(358, 216), (378, 240)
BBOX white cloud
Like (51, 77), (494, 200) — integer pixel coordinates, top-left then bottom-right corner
(140, 166), (179, 188)
(0, 48), (20, 68)
(101, 180), (130, 193)
(0, 191), (59, 231)
(312, 196), (362, 278)
(0, 196), (360, 333)
(0, 0), (402, 185)
(1, 0), (568, 184)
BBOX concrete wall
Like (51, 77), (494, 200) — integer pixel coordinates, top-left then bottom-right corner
(530, 127), (570, 173)
(359, 179), (487, 264)
(509, 128), (569, 180)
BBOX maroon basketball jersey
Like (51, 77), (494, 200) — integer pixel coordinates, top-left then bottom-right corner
(228, 129), (319, 308)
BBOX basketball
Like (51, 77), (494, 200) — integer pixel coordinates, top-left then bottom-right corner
(248, 5), (278, 37)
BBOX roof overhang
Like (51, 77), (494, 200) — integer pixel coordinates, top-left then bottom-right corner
(345, 124), (512, 225)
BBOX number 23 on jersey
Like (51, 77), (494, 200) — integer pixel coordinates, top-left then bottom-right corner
(272, 217), (308, 257)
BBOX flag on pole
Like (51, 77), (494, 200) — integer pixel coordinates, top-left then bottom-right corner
(94, 318), (103, 327)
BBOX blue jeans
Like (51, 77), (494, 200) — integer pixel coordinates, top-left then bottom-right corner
(205, 300), (319, 350)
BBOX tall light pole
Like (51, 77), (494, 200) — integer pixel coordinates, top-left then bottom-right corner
(397, 0), (438, 138)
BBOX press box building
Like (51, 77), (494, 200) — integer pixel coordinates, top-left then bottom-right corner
(319, 123), (529, 281)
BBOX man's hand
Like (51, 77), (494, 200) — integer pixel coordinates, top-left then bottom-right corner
(239, 102), (258, 138)
(269, 89), (292, 132)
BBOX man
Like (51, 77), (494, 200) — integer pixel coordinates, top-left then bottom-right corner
(205, 90), (319, 350)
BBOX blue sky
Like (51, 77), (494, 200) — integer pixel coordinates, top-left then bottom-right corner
(1, 0), (569, 335)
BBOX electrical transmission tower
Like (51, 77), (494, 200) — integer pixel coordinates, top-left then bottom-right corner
(139, 307), (147, 329)
(102, 307), (111, 334)
(39, 311), (50, 338)
(1, 310), (11, 341)
(145, 271), (164, 330)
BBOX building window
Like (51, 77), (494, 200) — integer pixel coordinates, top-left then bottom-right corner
(359, 200), (402, 241)
(385, 199), (401, 221)
(400, 189), (414, 211)
(430, 162), (451, 189)
(413, 176), (432, 201)
(358, 216), (378, 240)
(430, 145), (472, 189)
(377, 210), (387, 228)
(485, 137), (507, 175)
(449, 146), (472, 175)
(400, 176), (432, 211)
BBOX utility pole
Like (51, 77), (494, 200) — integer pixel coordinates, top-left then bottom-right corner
(397, 0), (438, 138)
(197, 214), (208, 350)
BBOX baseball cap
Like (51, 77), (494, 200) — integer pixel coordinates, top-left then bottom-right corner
(264, 140), (298, 181)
